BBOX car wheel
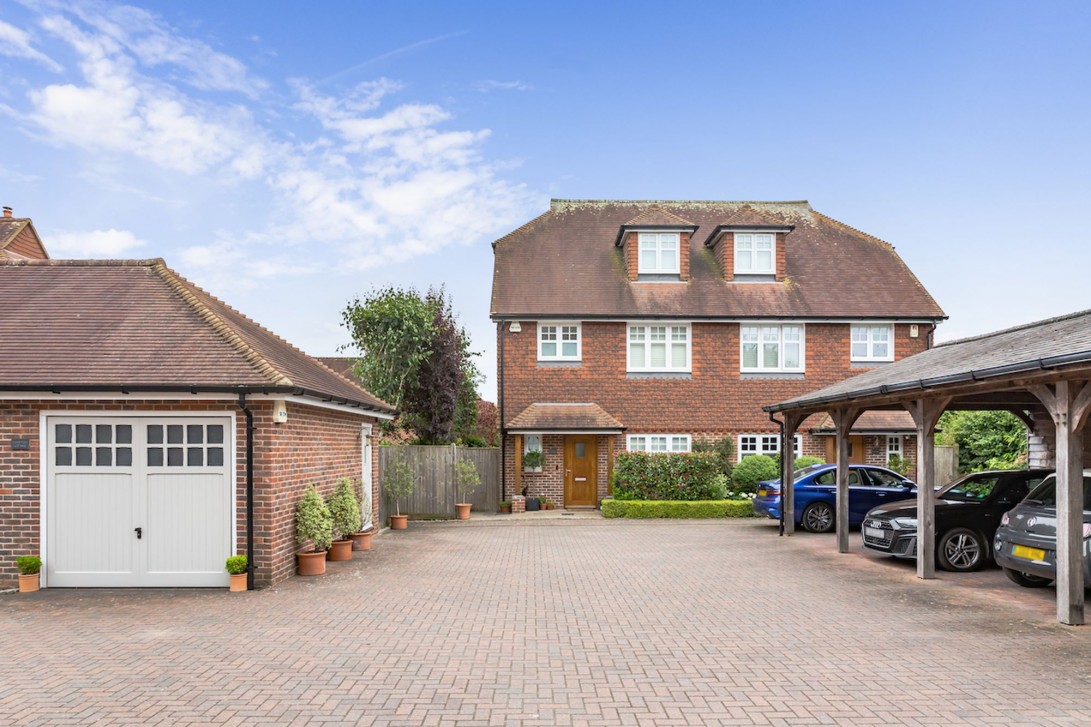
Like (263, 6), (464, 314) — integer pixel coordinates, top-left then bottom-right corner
(937, 528), (985, 572)
(1003, 567), (1053, 588)
(801, 502), (835, 533)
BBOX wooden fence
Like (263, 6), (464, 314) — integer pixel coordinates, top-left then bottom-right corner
(378, 445), (500, 522)
(934, 444), (960, 486)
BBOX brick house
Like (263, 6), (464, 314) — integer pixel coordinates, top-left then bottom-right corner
(491, 200), (945, 509)
(0, 254), (394, 589)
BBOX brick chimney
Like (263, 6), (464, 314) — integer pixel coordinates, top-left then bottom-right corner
(2, 207), (11, 218)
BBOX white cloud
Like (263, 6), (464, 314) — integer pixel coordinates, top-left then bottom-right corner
(0, 19), (63, 72)
(50, 227), (148, 257)
(474, 80), (530, 92)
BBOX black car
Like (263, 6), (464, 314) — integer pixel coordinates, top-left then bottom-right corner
(861, 469), (1051, 572)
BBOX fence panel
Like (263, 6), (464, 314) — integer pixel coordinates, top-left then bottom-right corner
(378, 445), (499, 521)
(934, 444), (959, 487)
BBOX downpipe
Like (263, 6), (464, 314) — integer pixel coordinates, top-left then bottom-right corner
(238, 392), (255, 590)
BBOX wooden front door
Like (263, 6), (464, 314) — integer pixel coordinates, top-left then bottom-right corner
(824, 436), (866, 465)
(564, 435), (598, 507)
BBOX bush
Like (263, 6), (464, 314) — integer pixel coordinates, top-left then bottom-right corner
(731, 455), (779, 494)
(16, 555), (41, 575)
(328, 477), (362, 539)
(383, 448), (417, 516)
(794, 455), (825, 470)
(691, 437), (736, 479)
(456, 435), (490, 448)
(613, 451), (723, 501)
(455, 458), (481, 502)
(295, 484), (334, 552)
(225, 555), (248, 575)
(886, 454), (911, 476)
(601, 500), (754, 519)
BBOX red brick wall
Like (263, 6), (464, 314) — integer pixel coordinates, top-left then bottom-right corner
(0, 398), (378, 589)
(499, 321), (932, 495)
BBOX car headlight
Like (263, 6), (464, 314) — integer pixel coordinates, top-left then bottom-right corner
(891, 517), (918, 529)
(1000, 512), (1010, 527)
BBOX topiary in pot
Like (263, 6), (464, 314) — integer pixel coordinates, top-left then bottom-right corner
(454, 458), (481, 520)
(295, 484), (333, 576)
(225, 555), (248, 592)
(16, 555), (41, 593)
(384, 448), (416, 530)
(327, 478), (361, 561)
(522, 449), (544, 471)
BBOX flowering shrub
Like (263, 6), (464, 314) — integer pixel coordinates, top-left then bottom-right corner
(613, 452), (723, 501)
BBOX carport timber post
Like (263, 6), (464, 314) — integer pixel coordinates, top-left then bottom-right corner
(906, 398), (950, 580)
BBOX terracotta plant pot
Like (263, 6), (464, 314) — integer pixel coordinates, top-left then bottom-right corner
(499, 503), (512, 514)
(390, 514), (408, 530)
(327, 539), (353, 561)
(297, 550), (327, 576)
(455, 503), (472, 520)
(229, 573), (248, 592)
(18, 573), (40, 593)
(350, 530), (373, 551)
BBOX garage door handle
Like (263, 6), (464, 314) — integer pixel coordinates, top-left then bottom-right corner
(134, 527), (142, 540)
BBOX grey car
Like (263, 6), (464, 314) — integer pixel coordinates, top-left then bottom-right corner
(993, 471), (1091, 588)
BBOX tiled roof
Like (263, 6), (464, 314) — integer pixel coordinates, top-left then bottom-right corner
(316, 356), (357, 379)
(507, 403), (625, 431)
(808, 410), (918, 434)
(0, 218), (48, 260)
(767, 309), (1091, 413)
(622, 205), (696, 229)
(715, 204), (790, 231)
(492, 199), (945, 320)
(0, 258), (395, 414)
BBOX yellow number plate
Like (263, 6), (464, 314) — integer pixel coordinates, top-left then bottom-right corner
(758, 490), (767, 497)
(1012, 544), (1046, 561)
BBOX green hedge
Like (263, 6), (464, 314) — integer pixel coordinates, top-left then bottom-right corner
(601, 499), (755, 519)
(613, 451), (723, 500)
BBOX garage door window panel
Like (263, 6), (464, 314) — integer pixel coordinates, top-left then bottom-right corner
(148, 424), (224, 468)
(55, 423), (133, 468)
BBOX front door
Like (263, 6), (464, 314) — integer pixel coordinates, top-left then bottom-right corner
(564, 435), (598, 507)
(825, 436), (866, 465)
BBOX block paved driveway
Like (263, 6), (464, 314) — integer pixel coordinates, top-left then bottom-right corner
(3, 518), (1091, 726)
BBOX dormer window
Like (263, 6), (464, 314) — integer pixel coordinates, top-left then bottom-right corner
(734, 233), (775, 274)
(638, 233), (680, 274)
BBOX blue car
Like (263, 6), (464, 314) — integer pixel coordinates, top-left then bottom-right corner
(753, 464), (917, 533)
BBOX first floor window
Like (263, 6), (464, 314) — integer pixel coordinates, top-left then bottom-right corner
(628, 323), (690, 372)
(734, 232), (775, 274)
(851, 324), (893, 362)
(738, 433), (802, 462)
(638, 232), (680, 274)
(539, 322), (581, 360)
(741, 324), (804, 372)
(627, 434), (692, 453)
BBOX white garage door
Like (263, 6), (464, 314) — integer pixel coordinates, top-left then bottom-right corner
(44, 415), (234, 587)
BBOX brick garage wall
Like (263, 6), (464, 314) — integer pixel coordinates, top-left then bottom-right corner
(0, 398), (378, 589)
(499, 321), (931, 495)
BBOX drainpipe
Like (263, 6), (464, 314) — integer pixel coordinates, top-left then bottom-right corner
(237, 392), (255, 590)
(768, 411), (786, 537)
(498, 321), (506, 501)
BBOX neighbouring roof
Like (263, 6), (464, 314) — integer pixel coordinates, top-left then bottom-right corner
(316, 356), (357, 380)
(0, 217), (48, 260)
(767, 309), (1091, 413)
(492, 199), (945, 320)
(808, 410), (919, 434)
(0, 258), (395, 415)
(507, 402), (626, 432)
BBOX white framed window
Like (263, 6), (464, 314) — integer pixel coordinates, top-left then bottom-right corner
(887, 435), (901, 464)
(734, 232), (775, 274)
(638, 232), (680, 274)
(738, 434), (802, 462)
(538, 321), (581, 361)
(740, 324), (804, 372)
(524, 435), (542, 454)
(851, 324), (894, 362)
(627, 323), (691, 372)
(627, 434), (692, 453)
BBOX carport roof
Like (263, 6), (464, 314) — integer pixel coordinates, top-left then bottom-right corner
(0, 258), (396, 415)
(766, 309), (1091, 413)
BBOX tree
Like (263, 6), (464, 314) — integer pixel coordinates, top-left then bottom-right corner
(936, 410), (1028, 473)
(342, 286), (480, 444)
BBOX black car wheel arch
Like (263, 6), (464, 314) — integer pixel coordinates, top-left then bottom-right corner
(1003, 567), (1053, 588)
(937, 527), (987, 572)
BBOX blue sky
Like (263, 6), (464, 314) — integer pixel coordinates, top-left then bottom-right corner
(2, 0), (1089, 400)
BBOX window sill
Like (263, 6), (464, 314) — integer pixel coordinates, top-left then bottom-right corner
(730, 274), (777, 282)
(635, 273), (683, 282)
(851, 360), (893, 368)
(740, 372), (805, 380)
(537, 361), (582, 368)
(626, 372), (692, 379)
(522, 467), (543, 474)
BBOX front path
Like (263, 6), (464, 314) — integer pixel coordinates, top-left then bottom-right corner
(2, 518), (1089, 725)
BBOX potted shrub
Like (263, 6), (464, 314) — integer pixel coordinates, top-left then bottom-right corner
(327, 477), (361, 562)
(499, 500), (512, 514)
(454, 458), (481, 520)
(16, 555), (41, 593)
(384, 449), (416, 530)
(523, 449), (544, 472)
(295, 484), (334, 576)
(352, 486), (375, 551)
(225, 555), (248, 592)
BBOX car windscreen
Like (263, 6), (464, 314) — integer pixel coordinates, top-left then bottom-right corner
(1023, 475), (1091, 507)
(938, 474), (1000, 501)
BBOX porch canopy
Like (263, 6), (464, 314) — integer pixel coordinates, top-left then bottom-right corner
(765, 310), (1091, 625)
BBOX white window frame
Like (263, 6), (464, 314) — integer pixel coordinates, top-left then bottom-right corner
(737, 433), (802, 462)
(740, 323), (805, 373)
(637, 232), (681, 274)
(733, 232), (776, 274)
(537, 321), (582, 361)
(524, 435), (543, 454)
(627, 434), (692, 453)
(851, 323), (894, 362)
(887, 435), (902, 464)
(627, 322), (692, 373)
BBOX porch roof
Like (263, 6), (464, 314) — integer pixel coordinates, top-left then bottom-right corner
(808, 410), (918, 434)
(506, 403), (625, 433)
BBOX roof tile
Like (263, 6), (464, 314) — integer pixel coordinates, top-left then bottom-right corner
(507, 402), (625, 431)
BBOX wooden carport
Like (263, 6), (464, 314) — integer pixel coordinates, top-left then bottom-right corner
(765, 310), (1091, 625)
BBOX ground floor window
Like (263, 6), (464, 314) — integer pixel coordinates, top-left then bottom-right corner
(738, 433), (802, 461)
(887, 435), (901, 464)
(627, 434), (691, 453)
